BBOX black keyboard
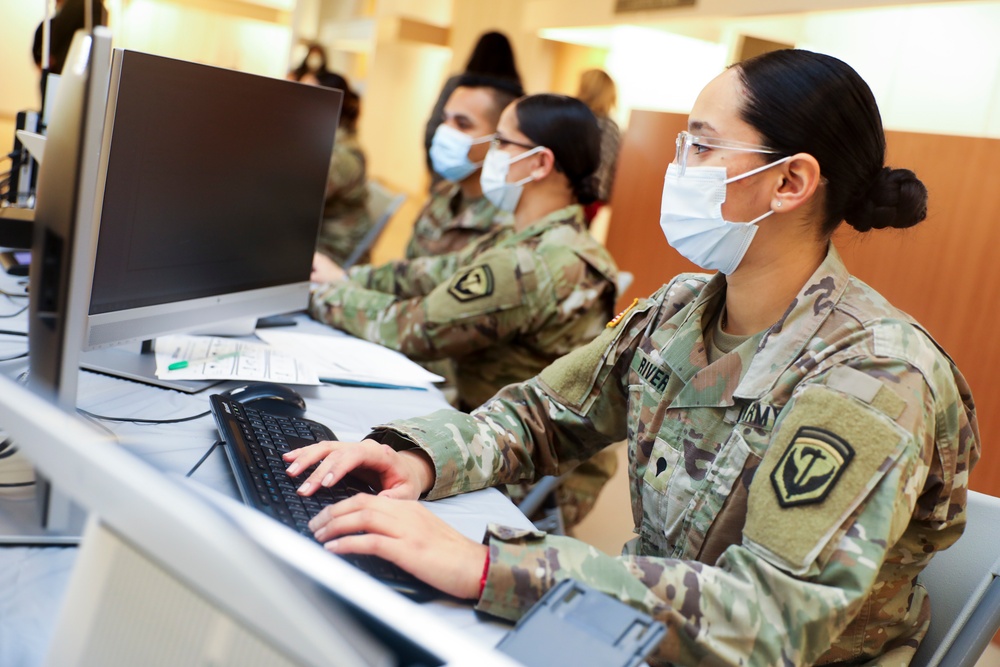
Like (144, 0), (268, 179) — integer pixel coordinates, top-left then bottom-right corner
(209, 393), (436, 600)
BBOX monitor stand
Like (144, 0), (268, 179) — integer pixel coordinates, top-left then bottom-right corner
(80, 340), (223, 394)
(0, 477), (86, 545)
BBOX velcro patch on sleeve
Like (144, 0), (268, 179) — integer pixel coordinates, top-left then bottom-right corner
(539, 297), (655, 410)
(743, 385), (907, 574)
(425, 255), (524, 322)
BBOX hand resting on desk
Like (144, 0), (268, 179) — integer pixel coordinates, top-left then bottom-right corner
(283, 440), (489, 600)
(310, 251), (346, 284)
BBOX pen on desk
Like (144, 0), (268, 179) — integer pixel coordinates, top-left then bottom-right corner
(168, 351), (240, 371)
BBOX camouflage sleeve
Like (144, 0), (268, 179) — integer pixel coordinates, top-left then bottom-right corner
(370, 293), (662, 498)
(345, 253), (463, 299)
(310, 247), (553, 363)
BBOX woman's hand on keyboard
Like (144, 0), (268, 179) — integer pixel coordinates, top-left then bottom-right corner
(284, 439), (435, 500)
(309, 493), (488, 600)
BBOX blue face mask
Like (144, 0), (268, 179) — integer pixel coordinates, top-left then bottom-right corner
(429, 124), (491, 182)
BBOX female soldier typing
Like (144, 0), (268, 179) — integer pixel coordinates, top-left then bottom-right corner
(289, 50), (979, 665)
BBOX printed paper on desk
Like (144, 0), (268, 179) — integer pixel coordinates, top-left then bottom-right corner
(154, 334), (320, 384)
(254, 330), (444, 387)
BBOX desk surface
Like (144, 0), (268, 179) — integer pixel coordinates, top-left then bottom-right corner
(0, 282), (529, 666)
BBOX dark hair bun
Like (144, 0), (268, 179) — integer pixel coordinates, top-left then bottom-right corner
(844, 167), (928, 232)
(573, 174), (600, 206)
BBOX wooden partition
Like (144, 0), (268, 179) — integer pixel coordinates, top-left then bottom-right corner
(606, 110), (1000, 496)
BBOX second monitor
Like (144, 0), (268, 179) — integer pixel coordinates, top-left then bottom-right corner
(80, 49), (342, 391)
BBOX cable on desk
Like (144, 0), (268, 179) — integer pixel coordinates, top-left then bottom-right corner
(76, 408), (212, 425)
(0, 288), (29, 300)
(75, 411), (121, 443)
(0, 304), (28, 318)
(186, 439), (224, 477)
(0, 351), (27, 362)
(0, 329), (27, 336)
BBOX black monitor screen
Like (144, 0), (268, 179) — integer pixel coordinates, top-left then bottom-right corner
(89, 51), (340, 315)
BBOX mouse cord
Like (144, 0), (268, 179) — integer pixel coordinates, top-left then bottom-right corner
(186, 440), (225, 477)
(76, 408), (211, 425)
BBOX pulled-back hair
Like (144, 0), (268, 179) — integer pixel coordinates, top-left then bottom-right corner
(514, 94), (601, 206)
(733, 49), (927, 236)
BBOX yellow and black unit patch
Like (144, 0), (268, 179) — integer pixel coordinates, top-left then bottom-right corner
(448, 265), (494, 302)
(771, 427), (854, 508)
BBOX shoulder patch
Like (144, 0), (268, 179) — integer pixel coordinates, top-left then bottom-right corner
(743, 385), (909, 574)
(771, 427), (854, 508)
(448, 265), (494, 302)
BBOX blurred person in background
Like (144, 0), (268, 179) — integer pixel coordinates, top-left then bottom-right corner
(288, 43), (338, 86)
(408, 74), (523, 260)
(33, 0), (107, 74)
(576, 69), (621, 226)
(303, 71), (373, 266)
(425, 31), (522, 189)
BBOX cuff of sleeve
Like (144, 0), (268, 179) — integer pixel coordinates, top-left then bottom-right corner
(346, 264), (373, 286)
(308, 282), (350, 326)
(474, 523), (551, 622)
(368, 420), (467, 500)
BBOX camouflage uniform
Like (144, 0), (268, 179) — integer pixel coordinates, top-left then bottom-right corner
(317, 127), (373, 266)
(404, 181), (505, 260)
(367, 244), (980, 665)
(311, 204), (619, 410)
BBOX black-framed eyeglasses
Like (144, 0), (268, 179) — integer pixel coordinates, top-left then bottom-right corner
(490, 134), (537, 151)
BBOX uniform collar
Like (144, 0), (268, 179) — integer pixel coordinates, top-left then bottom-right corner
(502, 204), (584, 244)
(437, 182), (503, 232)
(658, 243), (851, 407)
(734, 243), (851, 399)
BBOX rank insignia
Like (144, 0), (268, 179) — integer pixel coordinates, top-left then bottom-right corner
(607, 298), (639, 328)
(448, 265), (494, 302)
(771, 427), (854, 508)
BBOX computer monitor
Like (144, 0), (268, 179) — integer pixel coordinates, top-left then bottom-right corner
(80, 49), (341, 391)
(0, 28), (113, 545)
(0, 372), (517, 667)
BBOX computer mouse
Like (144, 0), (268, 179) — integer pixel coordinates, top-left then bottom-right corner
(221, 382), (307, 418)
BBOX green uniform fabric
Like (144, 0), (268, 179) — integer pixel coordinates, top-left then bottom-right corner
(317, 127), (373, 266)
(368, 244), (980, 665)
(404, 181), (505, 260)
(310, 205), (619, 409)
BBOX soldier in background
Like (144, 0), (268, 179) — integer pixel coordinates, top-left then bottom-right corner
(291, 50), (979, 664)
(406, 73), (523, 260)
(318, 82), (372, 266)
(309, 93), (618, 412)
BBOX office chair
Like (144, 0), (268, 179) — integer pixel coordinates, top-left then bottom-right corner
(342, 180), (406, 270)
(911, 490), (1000, 667)
(515, 475), (567, 536)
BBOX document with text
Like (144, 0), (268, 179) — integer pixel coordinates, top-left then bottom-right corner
(254, 330), (443, 388)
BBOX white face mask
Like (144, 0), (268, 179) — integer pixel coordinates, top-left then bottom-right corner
(305, 53), (324, 72)
(429, 124), (491, 182)
(479, 145), (544, 212)
(659, 157), (791, 274)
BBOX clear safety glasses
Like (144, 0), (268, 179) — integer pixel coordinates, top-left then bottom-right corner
(674, 130), (783, 176)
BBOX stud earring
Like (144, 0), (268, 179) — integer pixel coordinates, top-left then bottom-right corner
(775, 201), (782, 208)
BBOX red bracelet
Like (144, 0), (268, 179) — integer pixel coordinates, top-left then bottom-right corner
(478, 551), (491, 598)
